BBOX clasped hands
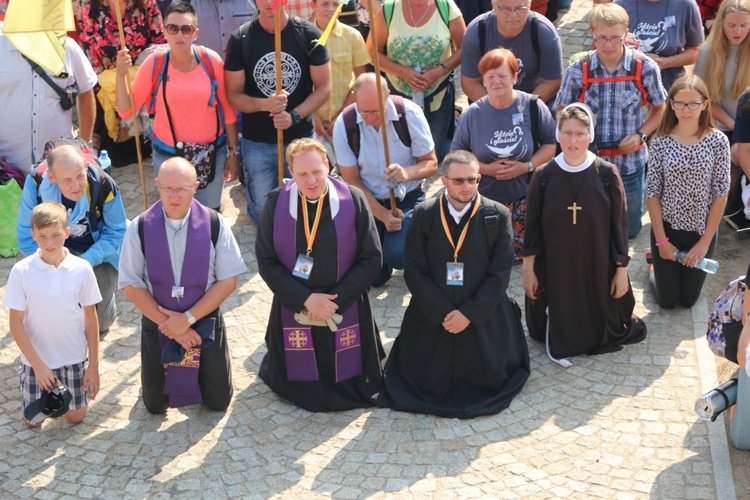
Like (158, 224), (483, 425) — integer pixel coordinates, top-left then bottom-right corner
(303, 293), (339, 323)
(158, 306), (202, 350)
(266, 91), (294, 130)
(492, 158), (527, 181)
(443, 310), (470, 334)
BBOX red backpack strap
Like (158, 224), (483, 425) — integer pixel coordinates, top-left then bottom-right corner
(148, 49), (168, 115)
(194, 46), (218, 105)
(579, 53), (593, 103)
(631, 51), (648, 105)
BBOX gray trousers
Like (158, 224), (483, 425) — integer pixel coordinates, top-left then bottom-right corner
(93, 262), (118, 333)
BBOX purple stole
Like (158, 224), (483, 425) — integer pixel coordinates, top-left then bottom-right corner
(143, 199), (211, 407)
(273, 177), (360, 383)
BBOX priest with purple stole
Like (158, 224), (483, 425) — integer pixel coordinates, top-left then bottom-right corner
(118, 157), (246, 414)
(381, 150), (530, 418)
(256, 138), (386, 412)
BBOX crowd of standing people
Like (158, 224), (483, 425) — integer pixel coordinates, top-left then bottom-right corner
(0, 0), (746, 425)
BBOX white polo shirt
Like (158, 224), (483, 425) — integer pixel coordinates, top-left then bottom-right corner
(0, 34), (98, 172)
(4, 250), (101, 368)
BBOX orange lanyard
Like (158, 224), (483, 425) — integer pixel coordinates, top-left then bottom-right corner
(301, 192), (325, 256)
(438, 195), (481, 262)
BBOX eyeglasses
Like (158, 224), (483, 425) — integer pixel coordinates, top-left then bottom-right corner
(165, 24), (196, 35)
(559, 131), (590, 140)
(358, 109), (381, 116)
(495, 4), (529, 15)
(445, 176), (480, 186)
(671, 99), (706, 110)
(590, 32), (627, 45)
(158, 186), (194, 196)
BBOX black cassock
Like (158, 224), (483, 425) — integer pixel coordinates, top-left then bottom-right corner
(381, 195), (530, 418)
(523, 158), (646, 359)
(256, 186), (386, 412)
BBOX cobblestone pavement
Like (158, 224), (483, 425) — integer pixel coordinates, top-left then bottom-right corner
(0, 1), (744, 498)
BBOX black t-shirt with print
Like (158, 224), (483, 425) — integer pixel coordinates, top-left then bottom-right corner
(61, 196), (95, 254)
(225, 16), (329, 143)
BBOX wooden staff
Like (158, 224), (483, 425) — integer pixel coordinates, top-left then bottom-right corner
(275, 6), (284, 188)
(366, 0), (398, 216)
(113, 0), (148, 209)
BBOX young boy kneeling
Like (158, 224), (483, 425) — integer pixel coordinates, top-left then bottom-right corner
(4, 202), (101, 427)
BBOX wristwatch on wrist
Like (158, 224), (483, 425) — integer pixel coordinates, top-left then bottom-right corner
(527, 161), (534, 173)
(227, 145), (239, 156)
(185, 310), (196, 325)
(290, 110), (301, 125)
(637, 131), (648, 144)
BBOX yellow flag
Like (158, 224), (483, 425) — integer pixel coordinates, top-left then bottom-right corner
(3, 0), (75, 76)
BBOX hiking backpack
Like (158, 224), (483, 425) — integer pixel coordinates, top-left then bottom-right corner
(148, 46), (221, 118)
(383, 0), (450, 28)
(342, 95), (412, 159)
(577, 50), (649, 106)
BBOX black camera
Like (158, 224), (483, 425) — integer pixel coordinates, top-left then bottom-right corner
(59, 85), (79, 111)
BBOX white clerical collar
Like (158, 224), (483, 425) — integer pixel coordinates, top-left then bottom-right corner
(164, 207), (192, 230)
(447, 196), (476, 224)
(288, 178), (339, 220)
(555, 151), (596, 173)
(299, 185), (329, 204)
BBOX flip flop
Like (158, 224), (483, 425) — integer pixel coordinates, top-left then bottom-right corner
(24, 382), (73, 425)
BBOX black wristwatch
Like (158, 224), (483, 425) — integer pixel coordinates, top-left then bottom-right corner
(290, 110), (301, 125)
(637, 131), (648, 144)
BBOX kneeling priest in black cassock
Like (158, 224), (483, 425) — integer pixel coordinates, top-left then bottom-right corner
(381, 150), (530, 418)
(256, 138), (386, 412)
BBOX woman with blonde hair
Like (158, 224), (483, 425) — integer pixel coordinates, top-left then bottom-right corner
(646, 74), (730, 309)
(694, 0), (750, 141)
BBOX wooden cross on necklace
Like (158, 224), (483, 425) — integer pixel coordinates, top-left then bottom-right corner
(567, 202), (582, 225)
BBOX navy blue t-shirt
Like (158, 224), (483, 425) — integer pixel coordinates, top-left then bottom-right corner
(61, 196), (95, 254)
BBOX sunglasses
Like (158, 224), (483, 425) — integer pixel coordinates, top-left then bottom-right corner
(445, 176), (480, 186)
(165, 24), (196, 35)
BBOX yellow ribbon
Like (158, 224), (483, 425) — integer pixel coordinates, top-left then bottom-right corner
(301, 192), (326, 256)
(438, 195), (481, 262)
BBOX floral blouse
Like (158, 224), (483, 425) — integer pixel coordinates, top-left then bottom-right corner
(76, 0), (166, 74)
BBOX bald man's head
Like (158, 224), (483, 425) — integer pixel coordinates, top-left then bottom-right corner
(158, 156), (198, 185)
(46, 145), (89, 202)
(156, 157), (199, 219)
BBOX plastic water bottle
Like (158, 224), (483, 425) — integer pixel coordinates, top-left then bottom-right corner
(674, 251), (720, 274)
(98, 150), (112, 175)
(412, 67), (424, 109)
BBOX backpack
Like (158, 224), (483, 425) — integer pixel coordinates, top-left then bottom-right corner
(31, 138), (113, 234)
(384, 0), (450, 28)
(0, 158), (24, 257)
(528, 94), (540, 151)
(137, 208), (221, 254)
(578, 50), (649, 106)
(707, 276), (746, 364)
(342, 95), (412, 159)
(149, 46), (220, 117)
(478, 12), (540, 58)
